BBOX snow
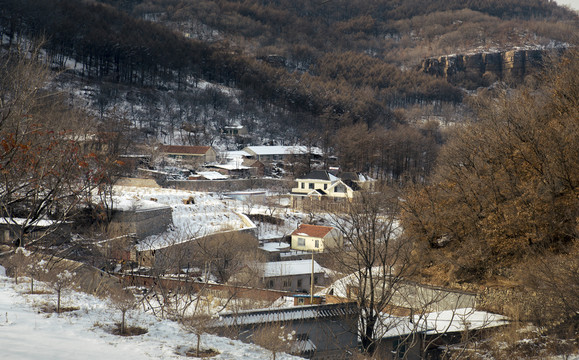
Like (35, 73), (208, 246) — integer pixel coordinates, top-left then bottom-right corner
(0, 267), (301, 360)
(110, 186), (255, 251)
(243, 146), (322, 156)
(259, 242), (290, 252)
(0, 218), (60, 227)
(195, 171), (229, 180)
(377, 308), (508, 339)
(418, 308), (508, 334)
(262, 260), (324, 277)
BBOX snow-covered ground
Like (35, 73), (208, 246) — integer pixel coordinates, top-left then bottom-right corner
(111, 186), (254, 251)
(0, 265), (300, 360)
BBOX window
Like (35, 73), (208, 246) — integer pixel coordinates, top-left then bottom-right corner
(323, 184), (327, 190)
(308, 183), (314, 189)
(298, 238), (305, 246)
(283, 279), (291, 288)
(315, 239), (319, 248)
(393, 339), (407, 359)
(267, 279), (274, 288)
(301, 182), (305, 189)
(314, 276), (319, 285)
(296, 333), (309, 341)
(297, 279), (303, 289)
(297, 297), (305, 305)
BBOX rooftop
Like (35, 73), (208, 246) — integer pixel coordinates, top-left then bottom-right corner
(291, 224), (334, 238)
(263, 259), (325, 277)
(214, 302), (358, 327)
(243, 146), (322, 156)
(298, 170), (339, 182)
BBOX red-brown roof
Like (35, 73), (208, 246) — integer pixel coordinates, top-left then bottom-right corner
(291, 224), (334, 238)
(162, 145), (211, 155)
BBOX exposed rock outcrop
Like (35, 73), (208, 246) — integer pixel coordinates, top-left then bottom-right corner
(420, 48), (563, 84)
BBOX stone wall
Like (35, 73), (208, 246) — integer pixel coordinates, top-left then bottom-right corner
(167, 178), (292, 193)
(109, 206), (173, 240)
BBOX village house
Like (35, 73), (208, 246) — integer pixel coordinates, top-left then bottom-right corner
(241, 145), (321, 163)
(211, 302), (359, 359)
(161, 145), (217, 163)
(239, 259), (328, 293)
(291, 170), (358, 209)
(222, 124), (248, 136)
(291, 224), (343, 252)
(203, 163), (253, 178)
(0, 218), (71, 247)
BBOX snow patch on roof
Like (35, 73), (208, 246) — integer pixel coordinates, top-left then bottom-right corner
(263, 259), (324, 277)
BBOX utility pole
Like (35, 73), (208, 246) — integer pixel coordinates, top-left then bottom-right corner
(310, 249), (314, 304)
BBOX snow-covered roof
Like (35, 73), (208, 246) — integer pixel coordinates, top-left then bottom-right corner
(195, 171), (229, 180)
(243, 146), (322, 156)
(259, 242), (291, 252)
(417, 308), (508, 333)
(210, 164), (251, 171)
(0, 218), (60, 227)
(322, 268), (478, 311)
(224, 150), (251, 160)
(263, 260), (324, 277)
(377, 308), (508, 339)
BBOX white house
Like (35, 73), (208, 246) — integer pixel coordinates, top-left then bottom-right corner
(290, 170), (358, 209)
(290, 224), (342, 252)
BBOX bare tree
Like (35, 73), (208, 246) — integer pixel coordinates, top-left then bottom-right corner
(0, 42), (112, 252)
(109, 287), (137, 335)
(328, 186), (414, 355)
(44, 267), (77, 314)
(194, 231), (261, 284)
(252, 323), (295, 360)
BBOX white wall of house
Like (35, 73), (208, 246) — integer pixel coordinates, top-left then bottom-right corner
(291, 230), (342, 252)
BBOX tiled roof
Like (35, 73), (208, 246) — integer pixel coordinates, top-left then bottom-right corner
(213, 302), (358, 327)
(291, 224), (334, 238)
(300, 170), (331, 180)
(162, 145), (211, 155)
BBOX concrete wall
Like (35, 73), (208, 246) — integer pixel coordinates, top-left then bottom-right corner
(109, 207), (172, 240)
(137, 226), (258, 269)
(167, 178), (292, 193)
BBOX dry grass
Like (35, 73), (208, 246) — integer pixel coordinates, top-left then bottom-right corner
(175, 345), (220, 358)
(111, 323), (148, 336)
(39, 305), (80, 314)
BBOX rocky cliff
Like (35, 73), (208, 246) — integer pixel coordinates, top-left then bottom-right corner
(419, 48), (562, 84)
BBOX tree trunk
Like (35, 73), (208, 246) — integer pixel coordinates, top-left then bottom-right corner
(121, 310), (126, 335)
(196, 333), (201, 357)
(57, 288), (61, 314)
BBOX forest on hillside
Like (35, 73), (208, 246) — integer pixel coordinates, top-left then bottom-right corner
(0, 0), (577, 183)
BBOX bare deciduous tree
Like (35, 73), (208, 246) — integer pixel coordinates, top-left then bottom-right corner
(252, 323), (295, 360)
(328, 186), (414, 355)
(109, 287), (137, 335)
